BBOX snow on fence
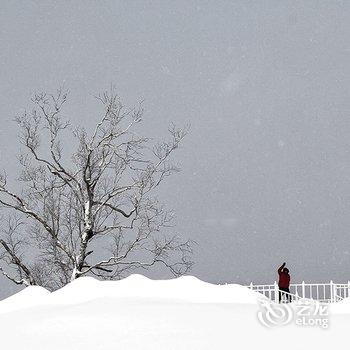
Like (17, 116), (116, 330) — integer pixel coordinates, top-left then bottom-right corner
(247, 281), (350, 303)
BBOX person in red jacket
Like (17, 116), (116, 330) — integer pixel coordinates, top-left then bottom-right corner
(278, 262), (291, 303)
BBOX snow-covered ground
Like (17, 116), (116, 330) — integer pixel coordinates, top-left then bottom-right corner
(0, 275), (349, 349)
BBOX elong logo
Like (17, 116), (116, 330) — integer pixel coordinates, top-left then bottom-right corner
(257, 298), (329, 329)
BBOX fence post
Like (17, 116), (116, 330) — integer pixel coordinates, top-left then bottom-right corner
(330, 280), (334, 303)
(301, 281), (305, 299)
(348, 281), (350, 299)
(274, 281), (279, 303)
(249, 282), (253, 290)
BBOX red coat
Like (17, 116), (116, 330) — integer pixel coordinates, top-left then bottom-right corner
(278, 267), (290, 288)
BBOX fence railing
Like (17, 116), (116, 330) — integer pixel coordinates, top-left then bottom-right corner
(247, 281), (350, 303)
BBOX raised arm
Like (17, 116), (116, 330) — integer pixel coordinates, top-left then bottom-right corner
(278, 262), (286, 274)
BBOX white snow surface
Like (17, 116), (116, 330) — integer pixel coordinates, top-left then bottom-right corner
(0, 274), (349, 349)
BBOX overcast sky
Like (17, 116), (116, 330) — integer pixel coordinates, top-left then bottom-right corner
(0, 0), (350, 299)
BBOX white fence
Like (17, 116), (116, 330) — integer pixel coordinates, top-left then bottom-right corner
(247, 281), (350, 303)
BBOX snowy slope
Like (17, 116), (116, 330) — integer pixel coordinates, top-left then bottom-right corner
(0, 285), (50, 314)
(0, 274), (262, 314)
(0, 275), (349, 349)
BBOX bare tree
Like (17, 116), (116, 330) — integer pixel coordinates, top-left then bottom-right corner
(0, 88), (193, 290)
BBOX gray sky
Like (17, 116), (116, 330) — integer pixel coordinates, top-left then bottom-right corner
(0, 0), (350, 299)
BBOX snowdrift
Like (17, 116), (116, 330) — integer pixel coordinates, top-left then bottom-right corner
(0, 275), (349, 350)
(0, 274), (264, 314)
(50, 274), (265, 305)
(0, 285), (50, 314)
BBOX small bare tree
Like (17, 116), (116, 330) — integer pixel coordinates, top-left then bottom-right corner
(0, 88), (193, 290)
